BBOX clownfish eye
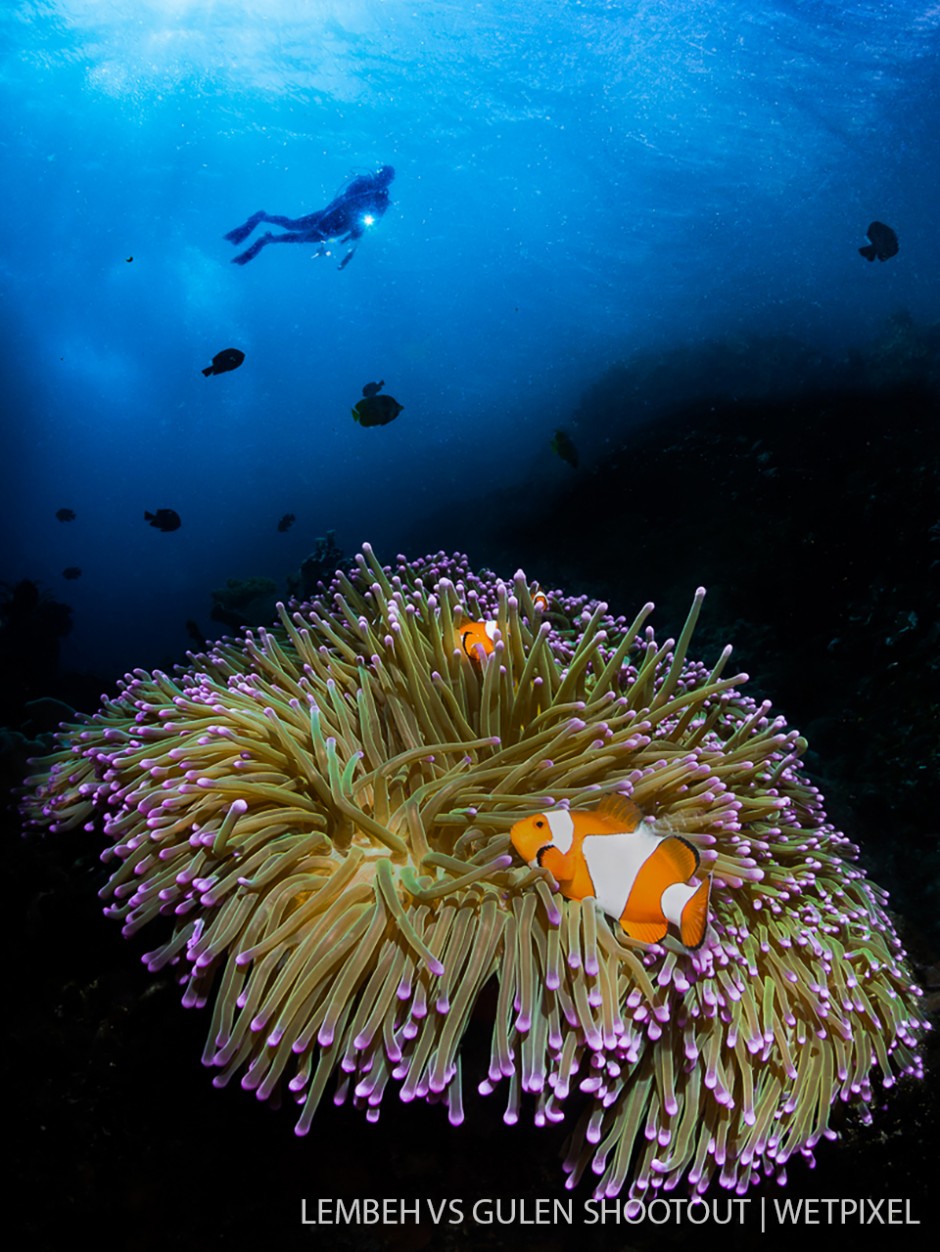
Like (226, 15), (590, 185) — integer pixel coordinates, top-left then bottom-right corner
(535, 820), (545, 828)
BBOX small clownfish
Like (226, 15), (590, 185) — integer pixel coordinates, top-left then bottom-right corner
(458, 619), (498, 660)
(530, 582), (549, 613)
(510, 795), (711, 950)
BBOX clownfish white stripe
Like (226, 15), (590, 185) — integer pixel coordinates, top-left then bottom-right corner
(661, 880), (701, 928)
(544, 809), (575, 853)
(582, 828), (663, 919)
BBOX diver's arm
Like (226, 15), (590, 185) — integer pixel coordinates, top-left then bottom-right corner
(336, 222), (366, 269)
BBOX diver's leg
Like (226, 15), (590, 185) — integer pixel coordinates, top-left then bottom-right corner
(223, 210), (267, 245)
(264, 232), (320, 247)
(231, 230), (317, 265)
(257, 212), (322, 231)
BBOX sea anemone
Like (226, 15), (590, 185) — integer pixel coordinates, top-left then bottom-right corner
(23, 544), (926, 1204)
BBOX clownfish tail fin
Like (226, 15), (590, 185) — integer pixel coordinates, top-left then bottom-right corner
(679, 876), (711, 950)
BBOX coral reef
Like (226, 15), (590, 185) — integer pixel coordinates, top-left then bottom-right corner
(209, 576), (279, 631)
(23, 545), (925, 1206)
(0, 579), (73, 722)
(851, 311), (940, 390)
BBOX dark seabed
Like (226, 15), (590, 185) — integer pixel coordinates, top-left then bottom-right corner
(2, 2), (939, 1249)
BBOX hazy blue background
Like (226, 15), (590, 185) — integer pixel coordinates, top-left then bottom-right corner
(1, 0), (937, 676)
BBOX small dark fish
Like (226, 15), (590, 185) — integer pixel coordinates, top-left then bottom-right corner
(859, 221), (899, 263)
(62, 567), (82, 580)
(185, 619), (206, 648)
(145, 508), (182, 532)
(125, 256), (134, 263)
(277, 513), (296, 533)
(362, 379), (385, 397)
(202, 348), (245, 377)
(352, 394), (404, 428)
(55, 508), (76, 522)
(551, 429), (579, 468)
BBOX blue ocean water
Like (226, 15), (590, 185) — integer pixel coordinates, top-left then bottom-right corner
(1, 0), (937, 676)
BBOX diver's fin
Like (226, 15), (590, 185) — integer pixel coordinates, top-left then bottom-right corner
(231, 245), (260, 266)
(224, 211), (265, 245)
(858, 244), (877, 262)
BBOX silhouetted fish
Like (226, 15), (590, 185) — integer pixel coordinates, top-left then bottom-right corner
(202, 348), (245, 377)
(859, 221), (899, 263)
(62, 567), (82, 580)
(551, 429), (579, 468)
(145, 509), (182, 532)
(185, 619), (206, 648)
(362, 380), (385, 397)
(277, 513), (296, 533)
(352, 394), (403, 427)
(55, 508), (76, 522)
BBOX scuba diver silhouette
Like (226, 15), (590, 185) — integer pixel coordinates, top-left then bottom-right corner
(224, 166), (395, 269)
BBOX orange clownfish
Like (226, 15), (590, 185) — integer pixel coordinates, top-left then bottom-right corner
(510, 795), (711, 949)
(530, 583), (549, 613)
(458, 619), (498, 660)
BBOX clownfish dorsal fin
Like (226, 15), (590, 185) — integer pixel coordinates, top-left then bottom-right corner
(593, 794), (643, 832)
(620, 918), (668, 945)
